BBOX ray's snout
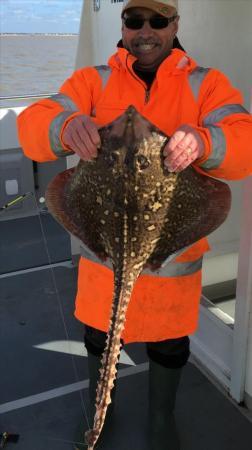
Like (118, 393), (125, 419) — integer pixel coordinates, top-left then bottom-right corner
(103, 106), (155, 143)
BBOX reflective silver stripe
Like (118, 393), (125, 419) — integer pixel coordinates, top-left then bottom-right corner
(203, 104), (249, 126)
(143, 256), (202, 277)
(188, 67), (210, 101)
(80, 244), (202, 278)
(49, 68), (112, 154)
(200, 125), (226, 169)
(94, 65), (112, 89)
(49, 111), (75, 157)
(91, 65), (112, 116)
(49, 93), (78, 111)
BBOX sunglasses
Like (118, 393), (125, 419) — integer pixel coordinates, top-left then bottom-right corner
(123, 14), (177, 30)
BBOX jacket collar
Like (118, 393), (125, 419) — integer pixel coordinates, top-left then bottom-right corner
(108, 47), (197, 76)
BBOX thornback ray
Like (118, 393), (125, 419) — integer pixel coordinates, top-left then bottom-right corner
(45, 106), (231, 449)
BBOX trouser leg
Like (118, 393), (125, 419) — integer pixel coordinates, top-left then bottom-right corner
(84, 325), (118, 419)
(146, 337), (190, 450)
(74, 326), (118, 449)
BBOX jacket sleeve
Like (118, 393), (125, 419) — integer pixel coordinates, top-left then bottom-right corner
(17, 67), (100, 162)
(192, 69), (252, 180)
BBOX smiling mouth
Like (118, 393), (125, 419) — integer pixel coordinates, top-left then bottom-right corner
(135, 43), (157, 52)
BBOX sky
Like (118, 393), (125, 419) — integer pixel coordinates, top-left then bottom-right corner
(0, 0), (83, 33)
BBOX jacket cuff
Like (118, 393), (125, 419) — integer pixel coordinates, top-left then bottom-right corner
(190, 126), (212, 167)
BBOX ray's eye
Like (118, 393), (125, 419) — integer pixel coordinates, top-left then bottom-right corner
(106, 151), (119, 167)
(136, 154), (150, 170)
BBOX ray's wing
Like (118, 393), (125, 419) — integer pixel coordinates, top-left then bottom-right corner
(147, 167), (231, 268)
(45, 167), (108, 260)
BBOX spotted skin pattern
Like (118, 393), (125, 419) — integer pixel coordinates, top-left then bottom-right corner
(46, 106), (231, 449)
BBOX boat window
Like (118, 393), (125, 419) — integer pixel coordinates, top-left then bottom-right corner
(201, 185), (244, 328)
(1, 1), (82, 98)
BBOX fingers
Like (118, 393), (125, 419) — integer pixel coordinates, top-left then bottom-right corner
(62, 115), (101, 160)
(163, 125), (204, 172)
(164, 141), (198, 172)
(166, 129), (188, 152)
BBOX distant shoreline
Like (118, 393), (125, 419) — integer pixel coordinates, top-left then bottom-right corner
(0, 33), (78, 36)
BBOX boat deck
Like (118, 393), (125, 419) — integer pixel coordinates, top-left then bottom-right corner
(0, 214), (252, 450)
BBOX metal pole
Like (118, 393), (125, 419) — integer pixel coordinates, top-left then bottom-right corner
(230, 175), (252, 403)
(93, 0), (101, 11)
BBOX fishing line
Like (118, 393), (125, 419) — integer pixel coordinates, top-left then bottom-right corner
(32, 191), (91, 439)
(1, 189), (90, 446)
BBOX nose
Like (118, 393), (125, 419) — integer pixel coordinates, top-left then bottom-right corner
(139, 19), (154, 35)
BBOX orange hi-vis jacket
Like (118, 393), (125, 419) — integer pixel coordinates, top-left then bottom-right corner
(18, 48), (252, 343)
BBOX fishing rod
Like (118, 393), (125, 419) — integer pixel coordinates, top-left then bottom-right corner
(0, 192), (33, 213)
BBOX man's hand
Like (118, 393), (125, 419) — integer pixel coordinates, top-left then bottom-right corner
(163, 125), (205, 172)
(62, 115), (101, 160)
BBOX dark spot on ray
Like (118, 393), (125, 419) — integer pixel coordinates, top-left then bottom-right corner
(136, 154), (150, 170)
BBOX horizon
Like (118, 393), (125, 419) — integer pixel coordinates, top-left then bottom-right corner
(1, 32), (79, 35)
(0, 0), (82, 34)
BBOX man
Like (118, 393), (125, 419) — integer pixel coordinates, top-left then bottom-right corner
(17, 1), (252, 449)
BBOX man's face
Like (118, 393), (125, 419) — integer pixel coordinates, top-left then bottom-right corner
(122, 7), (179, 71)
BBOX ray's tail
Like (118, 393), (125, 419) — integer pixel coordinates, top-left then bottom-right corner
(85, 263), (142, 450)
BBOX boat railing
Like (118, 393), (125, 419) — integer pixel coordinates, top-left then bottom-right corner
(0, 92), (57, 109)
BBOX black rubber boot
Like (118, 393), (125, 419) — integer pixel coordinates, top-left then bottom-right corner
(149, 359), (182, 450)
(74, 351), (117, 449)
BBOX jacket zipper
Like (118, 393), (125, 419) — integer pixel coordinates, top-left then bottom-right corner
(126, 54), (152, 105)
(145, 89), (150, 104)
